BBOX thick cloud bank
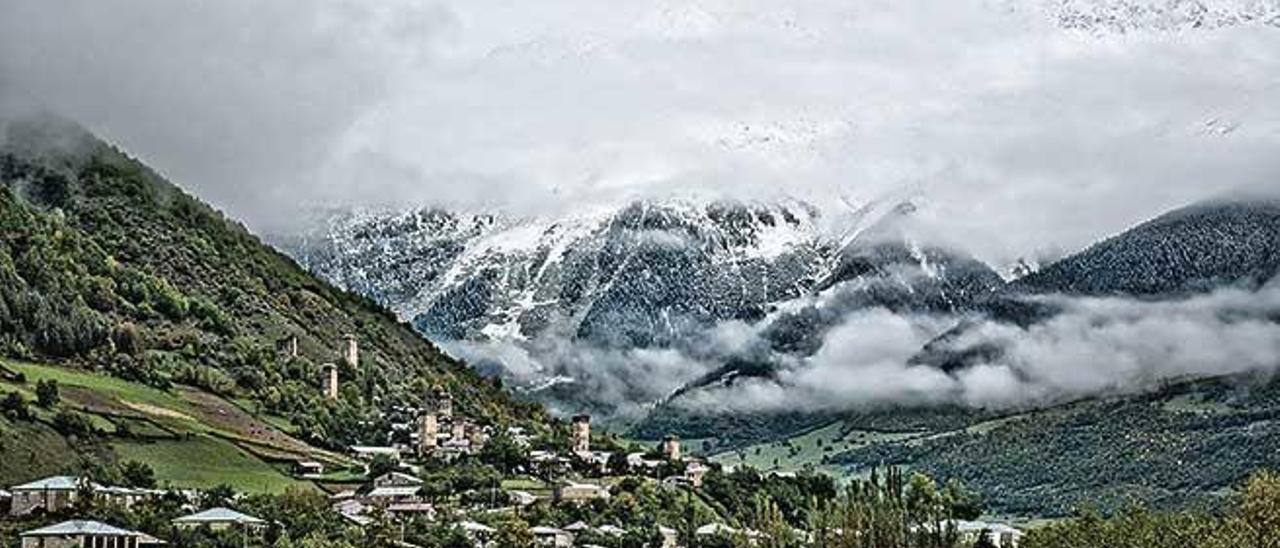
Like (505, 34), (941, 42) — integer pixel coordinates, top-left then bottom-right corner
(682, 280), (1280, 413)
(4, 0), (1280, 268)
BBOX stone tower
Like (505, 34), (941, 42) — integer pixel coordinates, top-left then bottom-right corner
(663, 435), (682, 461)
(571, 414), (591, 454)
(322, 363), (339, 400)
(432, 385), (453, 420)
(342, 334), (359, 368)
(417, 412), (439, 457)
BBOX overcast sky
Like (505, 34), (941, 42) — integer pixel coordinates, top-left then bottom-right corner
(2, 0), (1279, 267)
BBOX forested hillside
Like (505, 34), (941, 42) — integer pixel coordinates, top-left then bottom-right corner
(1017, 198), (1280, 296)
(0, 115), (543, 449)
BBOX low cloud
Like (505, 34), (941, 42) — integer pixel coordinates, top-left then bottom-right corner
(677, 280), (1280, 414)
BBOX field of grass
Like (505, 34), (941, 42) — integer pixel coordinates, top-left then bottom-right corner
(112, 435), (306, 493)
(6, 361), (199, 417)
(711, 421), (928, 478)
(0, 417), (82, 483)
(0, 359), (349, 492)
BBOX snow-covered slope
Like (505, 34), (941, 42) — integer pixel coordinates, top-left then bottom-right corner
(279, 199), (834, 347)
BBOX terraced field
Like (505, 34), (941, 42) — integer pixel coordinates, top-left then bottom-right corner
(0, 359), (353, 493)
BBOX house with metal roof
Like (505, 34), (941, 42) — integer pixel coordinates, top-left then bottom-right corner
(951, 519), (1025, 547)
(372, 471), (423, 488)
(530, 526), (572, 547)
(172, 507), (267, 532)
(9, 476), (81, 516)
(20, 519), (166, 548)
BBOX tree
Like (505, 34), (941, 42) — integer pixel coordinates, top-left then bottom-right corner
(493, 519), (534, 548)
(119, 460), (156, 488)
(200, 484), (236, 508)
(35, 378), (59, 407)
(1, 391), (30, 420)
(479, 432), (528, 475)
(367, 454), (398, 480)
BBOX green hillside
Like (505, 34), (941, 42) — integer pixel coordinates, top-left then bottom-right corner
(709, 376), (1280, 518)
(0, 358), (337, 492)
(0, 114), (544, 457)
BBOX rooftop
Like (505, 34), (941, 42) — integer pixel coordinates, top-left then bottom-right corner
(367, 486), (422, 498)
(22, 520), (139, 537)
(173, 507), (266, 525)
(12, 475), (80, 491)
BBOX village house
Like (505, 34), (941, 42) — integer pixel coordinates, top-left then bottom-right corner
(364, 471), (427, 508)
(366, 484), (425, 507)
(595, 524), (627, 538)
(20, 520), (166, 548)
(507, 490), (538, 507)
(684, 461), (711, 488)
(952, 519), (1024, 547)
(94, 486), (156, 509)
(626, 452), (663, 472)
(332, 497), (369, 520)
(552, 481), (611, 504)
(385, 501), (435, 519)
(456, 521), (497, 544)
(351, 445), (401, 462)
(172, 507), (268, 532)
(9, 476), (80, 516)
(373, 472), (424, 488)
(658, 526), (680, 548)
(531, 525), (573, 547)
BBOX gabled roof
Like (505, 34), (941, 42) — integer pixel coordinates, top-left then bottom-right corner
(696, 523), (739, 536)
(457, 521), (497, 534)
(367, 486), (422, 498)
(173, 507), (266, 525)
(376, 472), (424, 485)
(596, 525), (626, 536)
(12, 475), (80, 491)
(22, 520), (138, 537)
(950, 520), (1023, 534)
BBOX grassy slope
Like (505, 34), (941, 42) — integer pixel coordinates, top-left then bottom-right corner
(1, 359), (333, 493)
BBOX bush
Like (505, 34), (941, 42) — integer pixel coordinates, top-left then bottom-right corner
(1, 391), (30, 420)
(35, 378), (59, 408)
(52, 410), (95, 437)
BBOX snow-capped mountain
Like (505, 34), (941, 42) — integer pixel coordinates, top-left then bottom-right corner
(272, 197), (997, 416)
(278, 199), (839, 346)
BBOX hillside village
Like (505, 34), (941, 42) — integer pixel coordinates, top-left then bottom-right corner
(0, 334), (1024, 548)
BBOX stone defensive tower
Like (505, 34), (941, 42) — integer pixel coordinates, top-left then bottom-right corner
(432, 385), (453, 420)
(571, 414), (591, 454)
(321, 363), (339, 400)
(663, 435), (682, 461)
(417, 412), (439, 456)
(342, 334), (359, 368)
